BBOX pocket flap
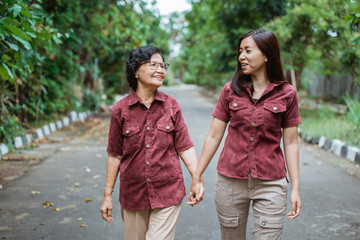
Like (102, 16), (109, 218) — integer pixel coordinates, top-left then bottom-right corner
(264, 102), (286, 113)
(229, 100), (247, 111)
(217, 213), (239, 228)
(157, 122), (175, 132)
(258, 215), (284, 229)
(123, 124), (140, 137)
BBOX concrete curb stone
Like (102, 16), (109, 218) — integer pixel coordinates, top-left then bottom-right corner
(299, 129), (360, 164)
(0, 110), (95, 160)
(355, 152), (360, 164)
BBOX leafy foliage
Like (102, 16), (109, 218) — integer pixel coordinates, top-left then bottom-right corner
(173, 0), (285, 89)
(0, 0), (169, 144)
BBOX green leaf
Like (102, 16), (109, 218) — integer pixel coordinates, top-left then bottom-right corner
(2, 63), (13, 79)
(0, 64), (9, 80)
(0, 63), (13, 80)
(20, 8), (32, 18)
(353, 36), (360, 45)
(5, 41), (19, 51)
(12, 35), (32, 50)
(5, 25), (32, 41)
(0, 17), (19, 26)
(52, 35), (63, 45)
(11, 4), (22, 17)
(2, 54), (11, 60)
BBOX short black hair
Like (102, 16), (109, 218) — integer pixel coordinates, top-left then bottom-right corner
(126, 45), (165, 91)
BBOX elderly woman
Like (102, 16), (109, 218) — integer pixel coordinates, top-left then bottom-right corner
(100, 45), (203, 240)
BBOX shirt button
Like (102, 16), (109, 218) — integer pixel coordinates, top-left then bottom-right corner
(148, 110), (151, 114)
(251, 122), (255, 126)
(125, 130), (130, 134)
(250, 137), (254, 142)
(146, 126), (150, 131)
(147, 178), (151, 182)
(261, 221), (266, 226)
(273, 106), (278, 111)
(233, 103), (238, 107)
(146, 161), (150, 165)
(249, 152), (253, 156)
(146, 144), (150, 149)
(166, 126), (170, 130)
(253, 106), (256, 110)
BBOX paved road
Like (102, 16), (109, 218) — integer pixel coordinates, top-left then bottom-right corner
(0, 85), (359, 239)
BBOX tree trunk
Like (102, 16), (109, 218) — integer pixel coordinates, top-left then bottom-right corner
(290, 69), (297, 91)
(16, 76), (27, 125)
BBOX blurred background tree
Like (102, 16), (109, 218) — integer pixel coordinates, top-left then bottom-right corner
(0, 0), (169, 145)
(0, 0), (359, 147)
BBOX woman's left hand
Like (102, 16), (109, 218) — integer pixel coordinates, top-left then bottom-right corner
(100, 196), (114, 223)
(187, 177), (204, 206)
(287, 190), (301, 219)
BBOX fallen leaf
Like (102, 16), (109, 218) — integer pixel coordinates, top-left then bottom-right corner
(77, 217), (83, 222)
(80, 224), (88, 228)
(59, 217), (71, 224)
(53, 208), (61, 211)
(85, 197), (93, 203)
(96, 154), (102, 158)
(43, 201), (53, 206)
(0, 226), (13, 231)
(15, 213), (30, 220)
(93, 175), (101, 179)
(31, 191), (41, 195)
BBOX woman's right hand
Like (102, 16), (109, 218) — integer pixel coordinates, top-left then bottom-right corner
(187, 177), (204, 206)
(100, 196), (114, 222)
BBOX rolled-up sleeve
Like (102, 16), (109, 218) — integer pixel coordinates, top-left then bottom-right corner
(107, 109), (123, 156)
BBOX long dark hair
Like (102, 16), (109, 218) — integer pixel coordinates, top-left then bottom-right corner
(126, 45), (165, 90)
(230, 29), (286, 95)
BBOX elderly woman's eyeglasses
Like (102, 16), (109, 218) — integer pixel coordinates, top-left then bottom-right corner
(142, 61), (170, 71)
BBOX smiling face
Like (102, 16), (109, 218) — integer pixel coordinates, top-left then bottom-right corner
(136, 53), (166, 90)
(238, 36), (267, 77)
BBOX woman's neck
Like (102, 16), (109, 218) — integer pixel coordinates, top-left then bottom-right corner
(136, 86), (157, 109)
(251, 74), (269, 99)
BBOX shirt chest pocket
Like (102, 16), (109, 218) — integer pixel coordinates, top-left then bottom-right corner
(262, 102), (286, 129)
(228, 100), (248, 127)
(123, 124), (141, 152)
(156, 121), (175, 149)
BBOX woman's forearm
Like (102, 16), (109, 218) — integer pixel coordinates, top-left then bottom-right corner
(193, 118), (227, 181)
(283, 127), (300, 192)
(104, 154), (122, 197)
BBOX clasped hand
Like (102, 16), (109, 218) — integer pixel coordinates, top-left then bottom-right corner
(187, 177), (204, 206)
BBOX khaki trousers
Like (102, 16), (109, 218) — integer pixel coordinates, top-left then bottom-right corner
(215, 173), (288, 240)
(121, 203), (181, 240)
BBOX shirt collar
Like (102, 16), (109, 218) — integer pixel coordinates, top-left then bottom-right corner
(128, 89), (166, 106)
(245, 81), (286, 96)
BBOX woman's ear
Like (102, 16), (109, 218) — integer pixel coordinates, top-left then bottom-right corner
(265, 57), (268, 62)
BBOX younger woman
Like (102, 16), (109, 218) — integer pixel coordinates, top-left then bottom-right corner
(189, 29), (301, 239)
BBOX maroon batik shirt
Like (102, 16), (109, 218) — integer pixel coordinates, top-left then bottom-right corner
(213, 81), (301, 180)
(107, 90), (193, 210)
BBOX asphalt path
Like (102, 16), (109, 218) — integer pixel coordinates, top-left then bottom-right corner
(0, 84), (359, 239)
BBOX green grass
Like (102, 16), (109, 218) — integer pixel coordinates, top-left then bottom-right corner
(299, 109), (360, 147)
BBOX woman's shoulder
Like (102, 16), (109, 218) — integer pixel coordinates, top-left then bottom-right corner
(157, 90), (180, 108)
(110, 95), (130, 115)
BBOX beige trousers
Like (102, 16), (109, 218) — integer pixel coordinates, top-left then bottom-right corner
(215, 172), (288, 240)
(121, 203), (182, 240)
